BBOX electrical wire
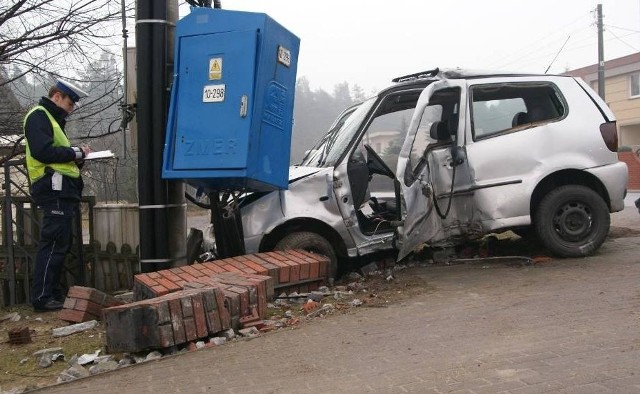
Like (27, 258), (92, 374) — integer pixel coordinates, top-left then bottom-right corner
(604, 24), (640, 33)
(605, 29), (640, 52)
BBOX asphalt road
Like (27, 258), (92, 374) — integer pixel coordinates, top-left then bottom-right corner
(39, 205), (640, 394)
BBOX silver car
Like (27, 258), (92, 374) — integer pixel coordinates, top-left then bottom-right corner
(227, 68), (628, 279)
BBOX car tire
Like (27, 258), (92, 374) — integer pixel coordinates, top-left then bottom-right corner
(534, 185), (610, 257)
(274, 232), (338, 280)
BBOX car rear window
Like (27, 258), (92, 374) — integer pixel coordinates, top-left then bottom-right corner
(470, 83), (566, 140)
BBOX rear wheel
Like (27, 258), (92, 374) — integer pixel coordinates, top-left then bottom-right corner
(534, 185), (610, 257)
(274, 232), (338, 281)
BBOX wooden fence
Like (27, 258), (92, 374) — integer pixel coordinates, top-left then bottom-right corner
(0, 159), (140, 306)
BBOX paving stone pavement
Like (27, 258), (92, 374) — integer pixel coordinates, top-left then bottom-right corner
(41, 210), (640, 394)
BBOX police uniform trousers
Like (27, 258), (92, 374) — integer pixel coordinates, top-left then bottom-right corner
(31, 198), (77, 305)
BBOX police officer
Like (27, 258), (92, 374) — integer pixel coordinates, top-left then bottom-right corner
(24, 79), (90, 312)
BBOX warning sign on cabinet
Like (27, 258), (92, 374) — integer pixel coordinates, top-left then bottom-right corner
(209, 58), (222, 80)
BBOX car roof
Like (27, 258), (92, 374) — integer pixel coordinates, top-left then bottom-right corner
(390, 67), (570, 84)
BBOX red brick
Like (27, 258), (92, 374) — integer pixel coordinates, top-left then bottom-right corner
(222, 286), (248, 317)
(232, 276), (269, 318)
(134, 274), (159, 289)
(233, 256), (269, 275)
(183, 317), (197, 341)
(151, 285), (170, 297)
(63, 297), (77, 310)
(215, 290), (230, 329)
(103, 302), (175, 352)
(239, 306), (261, 327)
(168, 298), (186, 344)
(66, 286), (93, 299)
(220, 263), (243, 273)
(146, 299), (172, 325)
(200, 290), (223, 334)
(239, 273), (274, 299)
(156, 324), (175, 348)
(289, 250), (321, 278)
(181, 295), (194, 317)
(159, 269), (183, 284)
(201, 262), (229, 274)
(267, 252), (301, 282)
(175, 271), (200, 283)
(191, 264), (218, 278)
(297, 250), (331, 276)
(191, 293), (208, 338)
(157, 277), (182, 293)
(72, 299), (104, 317)
(258, 253), (290, 283)
(224, 258), (253, 274)
(58, 308), (99, 323)
(66, 286), (124, 307)
(245, 254), (280, 280)
(169, 267), (186, 275)
(287, 260), (301, 282)
(277, 251), (311, 280)
(207, 275), (267, 317)
(181, 265), (204, 279)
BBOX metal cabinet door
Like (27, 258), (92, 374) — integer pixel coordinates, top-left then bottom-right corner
(172, 30), (257, 170)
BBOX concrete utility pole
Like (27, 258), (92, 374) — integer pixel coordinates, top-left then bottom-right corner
(597, 3), (605, 99)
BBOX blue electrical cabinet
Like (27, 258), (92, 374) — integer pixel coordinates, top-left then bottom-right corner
(162, 8), (300, 192)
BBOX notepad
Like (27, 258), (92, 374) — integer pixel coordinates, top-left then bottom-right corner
(84, 150), (115, 160)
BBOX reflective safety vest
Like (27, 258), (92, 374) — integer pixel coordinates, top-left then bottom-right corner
(23, 106), (80, 182)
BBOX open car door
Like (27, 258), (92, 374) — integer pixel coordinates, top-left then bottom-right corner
(396, 79), (473, 260)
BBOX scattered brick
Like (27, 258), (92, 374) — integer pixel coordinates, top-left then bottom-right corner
(60, 286), (124, 323)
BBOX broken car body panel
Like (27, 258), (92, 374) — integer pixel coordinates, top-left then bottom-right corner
(234, 69), (627, 267)
(396, 73), (627, 259)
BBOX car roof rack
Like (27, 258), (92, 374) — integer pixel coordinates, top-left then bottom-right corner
(392, 68), (440, 83)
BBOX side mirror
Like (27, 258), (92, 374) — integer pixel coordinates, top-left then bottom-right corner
(451, 146), (466, 166)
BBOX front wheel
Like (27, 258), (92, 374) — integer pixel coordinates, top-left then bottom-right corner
(274, 232), (338, 281)
(534, 185), (610, 257)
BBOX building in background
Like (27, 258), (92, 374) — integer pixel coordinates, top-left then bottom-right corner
(567, 52), (640, 147)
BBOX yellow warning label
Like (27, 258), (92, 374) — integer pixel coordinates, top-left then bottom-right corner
(209, 57), (222, 80)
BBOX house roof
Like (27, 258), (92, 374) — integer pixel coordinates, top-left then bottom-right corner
(566, 52), (640, 81)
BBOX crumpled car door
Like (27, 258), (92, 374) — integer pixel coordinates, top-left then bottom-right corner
(396, 79), (473, 260)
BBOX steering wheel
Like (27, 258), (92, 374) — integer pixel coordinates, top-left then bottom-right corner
(364, 143), (395, 179)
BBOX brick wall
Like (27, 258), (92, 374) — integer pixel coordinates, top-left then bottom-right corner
(618, 151), (640, 191)
(101, 250), (330, 353)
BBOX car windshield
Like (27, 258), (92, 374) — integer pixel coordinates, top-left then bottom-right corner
(300, 98), (376, 168)
(298, 104), (359, 166)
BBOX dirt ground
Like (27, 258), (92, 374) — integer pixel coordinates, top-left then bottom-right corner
(1, 220), (639, 393)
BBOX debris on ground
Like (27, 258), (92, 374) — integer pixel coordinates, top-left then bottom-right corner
(0, 232), (564, 393)
(52, 320), (99, 338)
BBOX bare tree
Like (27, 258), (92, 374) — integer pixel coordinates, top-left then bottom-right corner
(0, 0), (128, 88)
(0, 0), (137, 203)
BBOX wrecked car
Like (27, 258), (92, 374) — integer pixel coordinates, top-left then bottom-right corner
(205, 68), (628, 279)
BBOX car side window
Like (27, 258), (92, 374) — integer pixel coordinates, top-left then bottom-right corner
(408, 87), (461, 175)
(409, 105), (442, 173)
(358, 91), (422, 195)
(471, 83), (566, 140)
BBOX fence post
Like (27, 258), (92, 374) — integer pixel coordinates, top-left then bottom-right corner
(3, 161), (16, 305)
